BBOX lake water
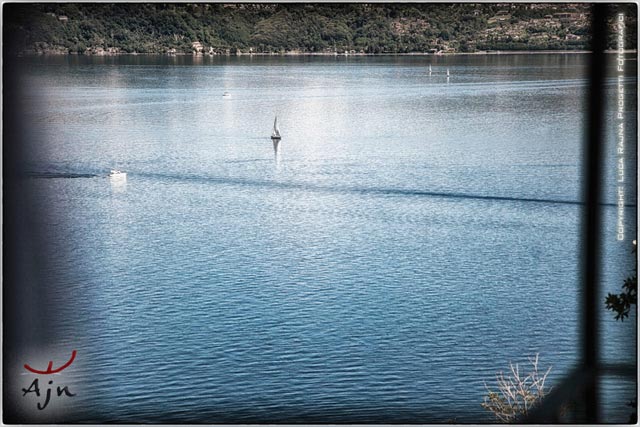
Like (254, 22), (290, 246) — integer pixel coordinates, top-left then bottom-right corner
(7, 54), (637, 422)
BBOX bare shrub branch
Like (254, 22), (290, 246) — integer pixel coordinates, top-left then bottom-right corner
(481, 353), (552, 423)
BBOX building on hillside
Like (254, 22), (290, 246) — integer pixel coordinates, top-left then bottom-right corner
(192, 41), (204, 54)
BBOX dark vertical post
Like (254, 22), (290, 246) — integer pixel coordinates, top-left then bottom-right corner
(583, 3), (607, 423)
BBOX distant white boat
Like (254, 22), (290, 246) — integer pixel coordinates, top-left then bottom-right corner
(223, 92), (232, 99)
(109, 169), (126, 179)
(446, 68), (450, 77)
(428, 64), (432, 73)
(271, 115), (281, 140)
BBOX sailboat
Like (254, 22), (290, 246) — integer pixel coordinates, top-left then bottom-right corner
(446, 68), (450, 77)
(428, 64), (432, 73)
(271, 115), (281, 140)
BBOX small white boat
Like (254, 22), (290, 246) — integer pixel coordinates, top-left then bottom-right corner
(109, 169), (127, 179)
(223, 92), (232, 99)
(446, 68), (450, 77)
(428, 64), (432, 73)
(271, 115), (281, 140)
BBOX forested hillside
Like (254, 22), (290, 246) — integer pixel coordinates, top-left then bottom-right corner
(3, 3), (637, 55)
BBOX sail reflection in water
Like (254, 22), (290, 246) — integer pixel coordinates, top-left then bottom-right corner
(272, 138), (281, 164)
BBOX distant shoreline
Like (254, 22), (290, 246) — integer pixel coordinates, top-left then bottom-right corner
(17, 49), (637, 58)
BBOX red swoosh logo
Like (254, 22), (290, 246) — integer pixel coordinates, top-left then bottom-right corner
(24, 350), (77, 374)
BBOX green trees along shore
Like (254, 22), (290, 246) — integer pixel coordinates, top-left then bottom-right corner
(4, 3), (637, 56)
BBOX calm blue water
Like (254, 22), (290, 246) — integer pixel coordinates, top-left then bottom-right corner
(13, 54), (637, 422)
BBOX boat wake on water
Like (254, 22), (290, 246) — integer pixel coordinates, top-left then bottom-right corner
(24, 170), (128, 179)
(21, 169), (637, 208)
(133, 171), (637, 208)
(24, 171), (100, 179)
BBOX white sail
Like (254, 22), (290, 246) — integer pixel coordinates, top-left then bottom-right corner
(272, 116), (280, 138)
